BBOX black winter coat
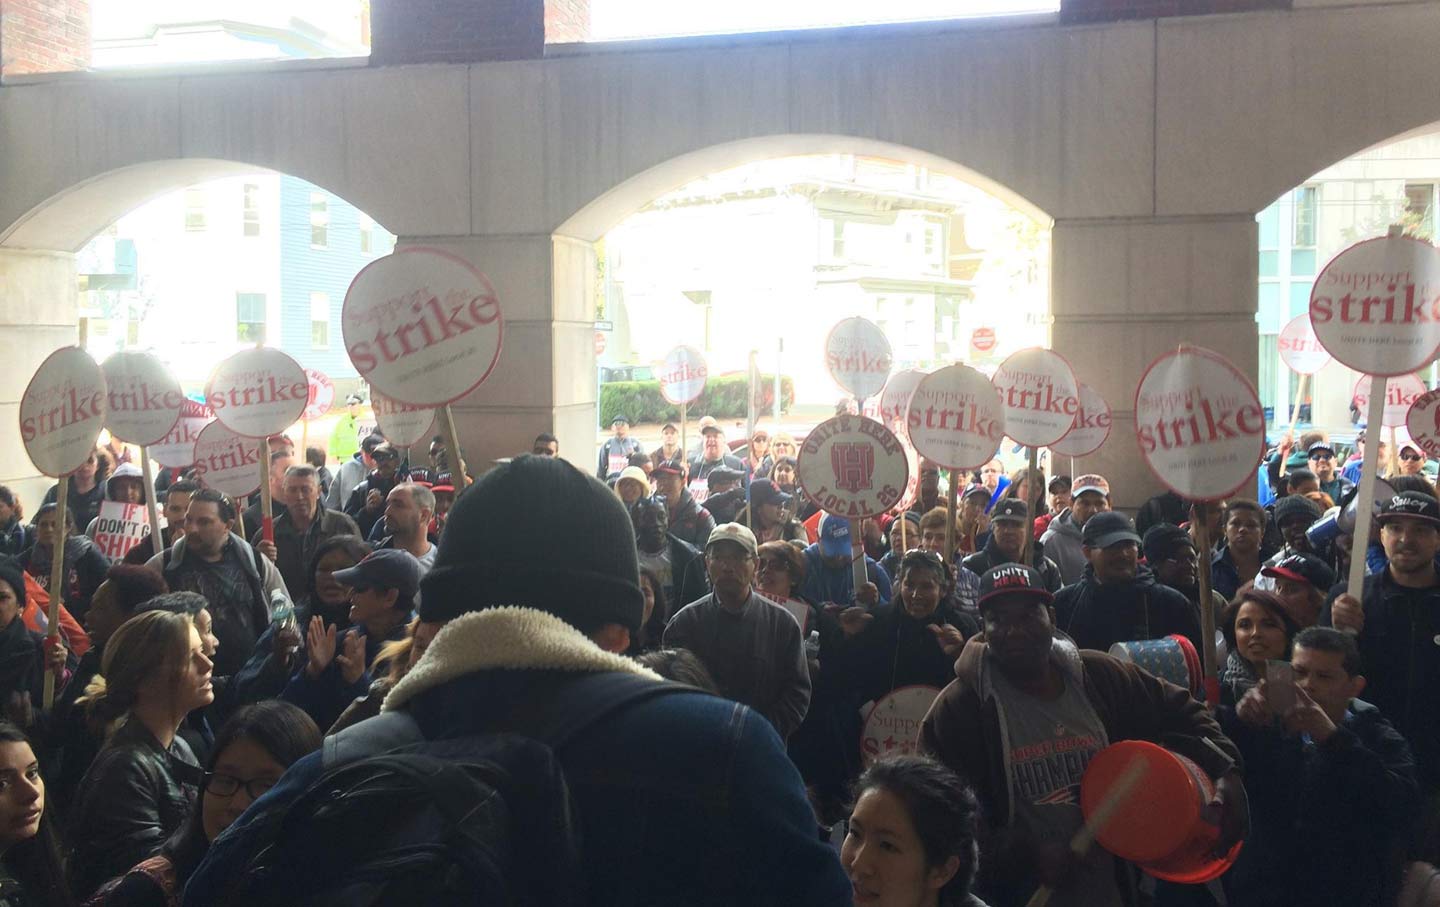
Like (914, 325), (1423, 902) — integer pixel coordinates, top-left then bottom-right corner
(822, 598), (979, 708)
(961, 538), (1062, 592)
(1053, 564), (1203, 654)
(0, 616), (44, 721)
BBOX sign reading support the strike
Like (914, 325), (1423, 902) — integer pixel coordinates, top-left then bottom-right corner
(92, 502), (149, 560)
(1134, 346), (1265, 501)
(1309, 235), (1440, 376)
(205, 348), (308, 439)
(373, 392), (437, 448)
(878, 369), (926, 431)
(658, 345), (708, 405)
(21, 347), (108, 478)
(825, 317), (892, 400)
(861, 685), (941, 766)
(1352, 373), (1426, 428)
(150, 400), (214, 470)
(192, 420), (262, 497)
(303, 369), (335, 422)
(1051, 383), (1112, 458)
(1278, 314), (1332, 375)
(101, 352), (184, 447)
(343, 246), (504, 406)
(1406, 390), (1440, 459)
(905, 365), (1006, 471)
(991, 348), (1080, 447)
(795, 414), (909, 519)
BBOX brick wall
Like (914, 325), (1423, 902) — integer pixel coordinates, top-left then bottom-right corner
(1061, 0), (1289, 24)
(370, 0), (544, 64)
(545, 0), (590, 43)
(0, 0), (90, 76)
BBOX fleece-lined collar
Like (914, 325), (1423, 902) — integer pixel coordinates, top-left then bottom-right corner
(384, 606), (662, 712)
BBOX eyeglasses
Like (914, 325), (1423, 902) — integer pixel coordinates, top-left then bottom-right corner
(1402, 452), (1425, 462)
(755, 558), (789, 573)
(706, 550), (754, 566)
(204, 772), (277, 799)
(1309, 453), (1334, 461)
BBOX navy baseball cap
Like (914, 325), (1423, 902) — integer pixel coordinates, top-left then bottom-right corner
(333, 549), (423, 598)
(978, 564), (1054, 610)
(749, 478), (791, 508)
(991, 499), (1030, 523)
(1081, 511), (1141, 549)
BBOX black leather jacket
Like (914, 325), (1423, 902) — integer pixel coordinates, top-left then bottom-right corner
(68, 718), (202, 897)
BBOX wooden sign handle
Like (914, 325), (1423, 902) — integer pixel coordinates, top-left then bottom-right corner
(257, 436), (274, 543)
(1193, 500), (1220, 705)
(1346, 375), (1389, 600)
(140, 447), (163, 555)
(41, 474), (69, 709)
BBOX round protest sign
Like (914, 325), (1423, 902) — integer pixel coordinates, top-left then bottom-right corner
(1406, 389), (1440, 459)
(191, 420), (261, 497)
(101, 351), (183, 447)
(825, 317), (892, 400)
(149, 400), (214, 469)
(905, 364), (1006, 471)
(860, 685), (941, 766)
(1352, 372), (1426, 428)
(205, 347), (308, 439)
(373, 391), (437, 448)
(1051, 383), (1112, 458)
(342, 246), (504, 406)
(1134, 346), (1265, 501)
(303, 368), (335, 422)
(991, 347), (1080, 447)
(658, 345), (708, 405)
(877, 368), (926, 431)
(20, 347), (108, 478)
(1310, 235), (1440, 377)
(795, 414), (909, 520)
(1277, 314), (1332, 376)
(895, 436), (922, 512)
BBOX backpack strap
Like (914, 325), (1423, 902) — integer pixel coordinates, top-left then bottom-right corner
(488, 671), (709, 751)
(322, 709), (424, 769)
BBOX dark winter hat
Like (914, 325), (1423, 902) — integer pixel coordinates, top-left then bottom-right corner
(1273, 494), (1323, 528)
(749, 478), (791, 508)
(707, 466), (743, 489)
(611, 415), (630, 426)
(1081, 511), (1141, 549)
(0, 558), (26, 607)
(978, 564), (1053, 610)
(1141, 523), (1194, 565)
(991, 499), (1029, 523)
(419, 455), (644, 634)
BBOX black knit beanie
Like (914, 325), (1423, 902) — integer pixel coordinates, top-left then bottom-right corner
(0, 558), (26, 607)
(419, 455), (644, 634)
(1273, 494), (1322, 527)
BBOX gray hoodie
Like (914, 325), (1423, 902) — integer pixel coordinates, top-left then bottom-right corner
(1039, 509), (1086, 584)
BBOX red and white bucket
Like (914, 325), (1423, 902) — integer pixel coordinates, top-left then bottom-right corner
(1080, 740), (1242, 884)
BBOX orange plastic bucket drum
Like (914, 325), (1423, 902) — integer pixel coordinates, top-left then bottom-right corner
(1080, 740), (1242, 884)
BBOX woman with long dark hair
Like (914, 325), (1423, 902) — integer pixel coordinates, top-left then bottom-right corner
(0, 722), (75, 907)
(1219, 588), (1301, 706)
(88, 701), (321, 906)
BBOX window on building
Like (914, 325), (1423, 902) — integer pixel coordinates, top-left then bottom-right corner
(236, 293), (266, 343)
(242, 183), (261, 237)
(358, 212), (374, 254)
(185, 187), (207, 232)
(1406, 183), (1436, 239)
(1292, 186), (1317, 247)
(831, 220), (846, 258)
(311, 292), (330, 348)
(310, 192), (329, 248)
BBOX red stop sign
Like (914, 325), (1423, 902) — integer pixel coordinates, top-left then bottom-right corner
(971, 327), (996, 353)
(594, 332), (607, 356)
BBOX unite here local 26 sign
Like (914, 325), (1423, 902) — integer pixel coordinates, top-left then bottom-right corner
(795, 414), (910, 519)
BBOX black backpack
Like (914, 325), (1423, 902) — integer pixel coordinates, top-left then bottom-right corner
(217, 671), (696, 907)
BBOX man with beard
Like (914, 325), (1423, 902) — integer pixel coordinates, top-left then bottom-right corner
(633, 496), (708, 610)
(374, 483), (438, 574)
(1309, 441), (1355, 505)
(254, 465), (359, 597)
(344, 442), (403, 538)
(1052, 511), (1202, 654)
(665, 524), (810, 740)
(123, 480), (197, 565)
(652, 462), (715, 549)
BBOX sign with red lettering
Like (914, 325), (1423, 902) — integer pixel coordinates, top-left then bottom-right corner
(205, 347), (308, 439)
(1406, 389), (1440, 459)
(1134, 346), (1265, 501)
(92, 501), (149, 560)
(1352, 372), (1426, 428)
(895, 436), (922, 512)
(658, 345), (708, 405)
(1051, 383), (1112, 458)
(1309, 235), (1440, 377)
(150, 400), (214, 470)
(343, 246), (504, 406)
(991, 348), (1080, 447)
(20, 347), (108, 478)
(1277, 314), (1331, 376)
(905, 365), (1007, 471)
(303, 369), (334, 422)
(373, 391), (437, 448)
(825, 317), (892, 400)
(878, 368), (926, 431)
(971, 327), (997, 354)
(101, 352), (183, 447)
(795, 414), (909, 519)
(861, 685), (941, 766)
(191, 420), (261, 497)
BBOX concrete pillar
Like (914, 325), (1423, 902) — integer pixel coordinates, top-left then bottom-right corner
(1049, 215), (1260, 513)
(397, 234), (596, 475)
(0, 249), (78, 512)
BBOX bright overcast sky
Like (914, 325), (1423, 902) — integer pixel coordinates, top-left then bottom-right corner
(588, 0), (1058, 40)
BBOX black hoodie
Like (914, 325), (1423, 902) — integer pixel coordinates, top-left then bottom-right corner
(1053, 563), (1203, 654)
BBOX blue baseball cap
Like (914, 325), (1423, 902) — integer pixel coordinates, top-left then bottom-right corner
(819, 513), (852, 558)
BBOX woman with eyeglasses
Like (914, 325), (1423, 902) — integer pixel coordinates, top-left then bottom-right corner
(823, 550), (980, 711)
(755, 541), (817, 635)
(87, 701), (321, 906)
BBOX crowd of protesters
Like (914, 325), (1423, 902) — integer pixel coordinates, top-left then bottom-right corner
(0, 409), (1434, 906)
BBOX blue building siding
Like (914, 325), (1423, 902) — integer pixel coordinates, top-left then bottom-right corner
(277, 176), (394, 379)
